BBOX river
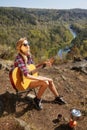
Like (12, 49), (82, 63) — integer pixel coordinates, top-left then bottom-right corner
(69, 26), (77, 39)
(58, 25), (77, 58)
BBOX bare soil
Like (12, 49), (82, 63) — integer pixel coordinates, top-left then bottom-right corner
(0, 61), (87, 130)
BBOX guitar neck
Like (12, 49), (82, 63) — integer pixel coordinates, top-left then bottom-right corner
(29, 57), (55, 75)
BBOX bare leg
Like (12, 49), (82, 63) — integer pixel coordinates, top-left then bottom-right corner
(29, 80), (48, 99)
(38, 76), (59, 97)
(29, 77), (66, 109)
(48, 81), (59, 97)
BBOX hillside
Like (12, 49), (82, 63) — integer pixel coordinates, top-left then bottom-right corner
(0, 8), (87, 24)
(0, 7), (87, 61)
(0, 59), (87, 130)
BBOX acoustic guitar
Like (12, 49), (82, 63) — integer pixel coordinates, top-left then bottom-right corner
(9, 57), (55, 91)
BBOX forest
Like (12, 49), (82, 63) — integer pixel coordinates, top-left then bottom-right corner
(0, 7), (87, 62)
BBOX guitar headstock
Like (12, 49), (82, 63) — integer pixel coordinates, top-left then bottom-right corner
(44, 57), (55, 67)
(49, 57), (55, 65)
(39, 57), (56, 69)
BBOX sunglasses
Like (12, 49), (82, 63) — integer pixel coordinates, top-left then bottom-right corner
(22, 42), (30, 47)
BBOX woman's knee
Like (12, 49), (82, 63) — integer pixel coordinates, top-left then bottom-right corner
(40, 81), (48, 88)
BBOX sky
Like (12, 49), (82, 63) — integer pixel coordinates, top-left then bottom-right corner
(0, 0), (87, 9)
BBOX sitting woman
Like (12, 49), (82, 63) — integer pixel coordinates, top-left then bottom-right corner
(13, 37), (66, 110)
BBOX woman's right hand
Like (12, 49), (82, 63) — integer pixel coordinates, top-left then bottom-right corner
(41, 77), (53, 83)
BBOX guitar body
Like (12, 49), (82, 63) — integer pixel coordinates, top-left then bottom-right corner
(9, 64), (38, 91)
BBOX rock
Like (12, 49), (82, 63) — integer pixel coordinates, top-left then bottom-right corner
(0, 59), (12, 71)
(71, 59), (87, 74)
(0, 64), (2, 69)
(15, 118), (30, 130)
(73, 56), (82, 62)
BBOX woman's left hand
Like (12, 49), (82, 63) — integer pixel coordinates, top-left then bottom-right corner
(45, 61), (52, 67)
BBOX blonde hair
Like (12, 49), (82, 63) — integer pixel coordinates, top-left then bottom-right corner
(16, 37), (27, 51)
(16, 37), (31, 65)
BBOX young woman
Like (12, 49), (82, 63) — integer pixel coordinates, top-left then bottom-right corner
(13, 37), (66, 110)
